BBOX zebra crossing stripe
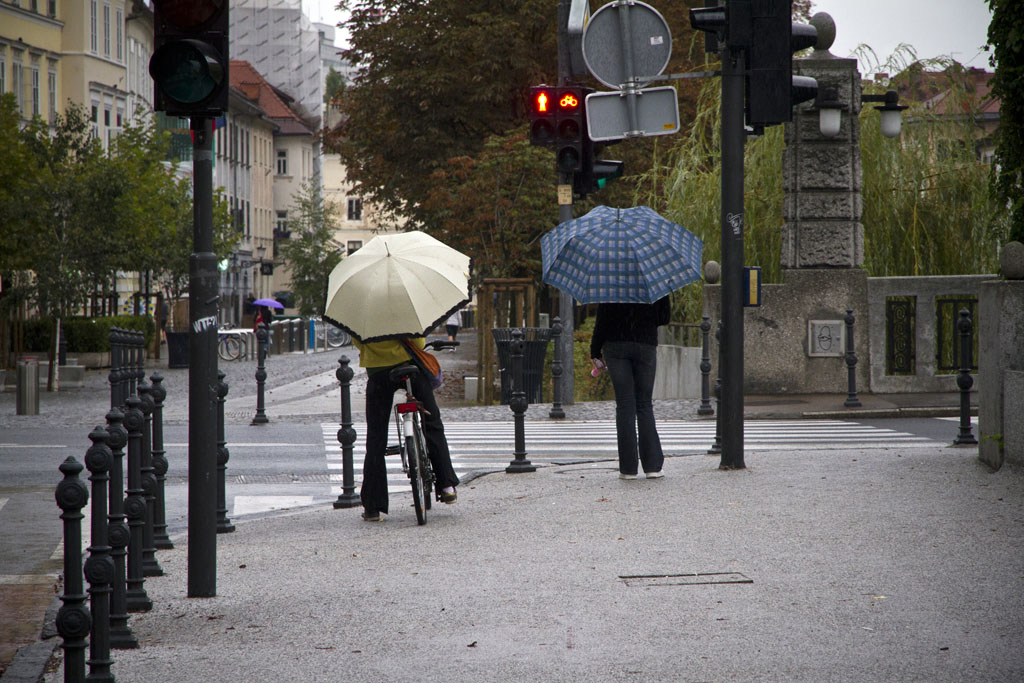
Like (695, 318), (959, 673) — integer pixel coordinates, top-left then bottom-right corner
(321, 420), (943, 495)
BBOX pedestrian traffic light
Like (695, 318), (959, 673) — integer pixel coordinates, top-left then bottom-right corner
(529, 85), (556, 146)
(149, 0), (230, 117)
(746, 0), (817, 126)
(554, 86), (588, 173)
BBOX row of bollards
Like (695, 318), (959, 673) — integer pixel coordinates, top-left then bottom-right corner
(56, 327), (205, 681)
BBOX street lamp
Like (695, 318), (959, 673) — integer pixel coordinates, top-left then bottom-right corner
(862, 89), (909, 138)
(807, 12), (908, 140)
(815, 86), (908, 139)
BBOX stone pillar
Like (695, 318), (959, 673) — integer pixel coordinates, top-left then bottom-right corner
(978, 279), (1024, 469)
(782, 12), (864, 270)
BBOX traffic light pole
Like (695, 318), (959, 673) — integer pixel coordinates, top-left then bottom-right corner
(188, 115), (219, 596)
(719, 45), (746, 470)
(556, 0), (575, 405)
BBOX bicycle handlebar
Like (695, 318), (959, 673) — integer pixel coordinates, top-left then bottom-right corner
(425, 340), (460, 351)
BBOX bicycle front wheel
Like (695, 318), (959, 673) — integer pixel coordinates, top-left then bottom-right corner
(407, 434), (428, 525)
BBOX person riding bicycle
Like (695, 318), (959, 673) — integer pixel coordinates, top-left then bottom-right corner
(353, 335), (459, 522)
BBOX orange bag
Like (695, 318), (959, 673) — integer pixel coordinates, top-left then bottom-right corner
(399, 340), (443, 388)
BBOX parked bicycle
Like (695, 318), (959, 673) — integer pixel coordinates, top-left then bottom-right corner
(384, 339), (459, 524)
(217, 330), (248, 361)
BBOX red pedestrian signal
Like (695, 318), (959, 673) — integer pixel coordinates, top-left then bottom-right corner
(535, 91), (549, 114)
(529, 85), (556, 146)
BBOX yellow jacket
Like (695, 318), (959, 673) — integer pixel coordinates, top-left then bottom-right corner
(352, 337), (425, 370)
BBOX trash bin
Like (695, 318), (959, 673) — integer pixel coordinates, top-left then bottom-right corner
(492, 327), (552, 405)
(166, 331), (189, 369)
(16, 358), (39, 415)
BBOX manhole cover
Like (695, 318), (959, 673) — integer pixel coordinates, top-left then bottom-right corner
(620, 572), (752, 587)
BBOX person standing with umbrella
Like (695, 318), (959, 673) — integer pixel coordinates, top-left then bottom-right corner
(324, 231), (470, 522)
(541, 206), (703, 480)
(590, 297), (670, 478)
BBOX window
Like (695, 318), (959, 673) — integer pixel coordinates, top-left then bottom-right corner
(275, 211), (288, 237)
(48, 69), (56, 124)
(0, 56), (6, 96)
(103, 4), (111, 57)
(90, 1), (98, 53)
(116, 8), (123, 62)
(347, 198), (362, 221)
(12, 61), (23, 116)
(276, 149), (287, 175)
(30, 67), (39, 117)
(347, 241), (362, 255)
(49, 1), (57, 18)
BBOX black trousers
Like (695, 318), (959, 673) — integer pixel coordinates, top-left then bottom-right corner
(361, 367), (460, 514)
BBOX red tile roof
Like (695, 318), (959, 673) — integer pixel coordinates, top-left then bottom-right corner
(229, 60), (313, 134)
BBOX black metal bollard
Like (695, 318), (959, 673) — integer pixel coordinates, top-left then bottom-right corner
(506, 329), (536, 473)
(698, 315), (715, 416)
(55, 456), (90, 683)
(83, 427), (115, 682)
(216, 370), (236, 532)
(149, 373), (173, 550)
(138, 381), (163, 577)
(108, 328), (122, 409)
(954, 308), (978, 445)
(123, 396), (152, 612)
(333, 356), (360, 508)
(252, 322), (269, 425)
(844, 308), (862, 408)
(548, 316), (565, 419)
(709, 321), (723, 455)
(105, 408), (137, 650)
(126, 331), (141, 400)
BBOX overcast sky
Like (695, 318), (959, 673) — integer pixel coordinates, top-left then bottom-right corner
(305, 0), (994, 76)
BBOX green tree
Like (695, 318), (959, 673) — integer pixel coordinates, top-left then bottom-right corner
(986, 0), (1024, 242)
(324, 67), (345, 105)
(277, 176), (342, 316)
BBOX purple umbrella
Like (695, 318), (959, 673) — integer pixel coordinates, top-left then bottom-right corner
(253, 298), (284, 309)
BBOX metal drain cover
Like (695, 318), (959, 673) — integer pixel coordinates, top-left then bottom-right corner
(620, 572), (752, 587)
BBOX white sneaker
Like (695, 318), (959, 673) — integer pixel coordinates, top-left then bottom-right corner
(619, 473), (638, 480)
(645, 471), (664, 479)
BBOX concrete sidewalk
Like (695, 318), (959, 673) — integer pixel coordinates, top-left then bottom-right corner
(42, 443), (1024, 682)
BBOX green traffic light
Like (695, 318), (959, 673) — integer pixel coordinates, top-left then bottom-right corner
(149, 39), (224, 105)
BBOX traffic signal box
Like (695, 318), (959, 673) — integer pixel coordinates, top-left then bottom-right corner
(529, 85), (590, 173)
(531, 85), (622, 198)
(149, 0), (230, 117)
(689, 0), (817, 127)
(574, 141), (624, 200)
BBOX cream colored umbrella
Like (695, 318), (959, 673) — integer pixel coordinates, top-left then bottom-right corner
(323, 231), (471, 342)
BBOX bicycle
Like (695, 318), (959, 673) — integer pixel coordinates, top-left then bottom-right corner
(326, 326), (351, 348)
(384, 339), (459, 525)
(217, 331), (248, 361)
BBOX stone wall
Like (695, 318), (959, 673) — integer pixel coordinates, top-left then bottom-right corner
(703, 268), (869, 394)
(978, 280), (1024, 469)
(867, 275), (990, 393)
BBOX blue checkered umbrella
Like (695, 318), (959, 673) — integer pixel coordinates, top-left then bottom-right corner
(541, 205), (703, 304)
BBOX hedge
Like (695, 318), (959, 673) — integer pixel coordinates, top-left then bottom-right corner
(23, 316), (156, 353)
